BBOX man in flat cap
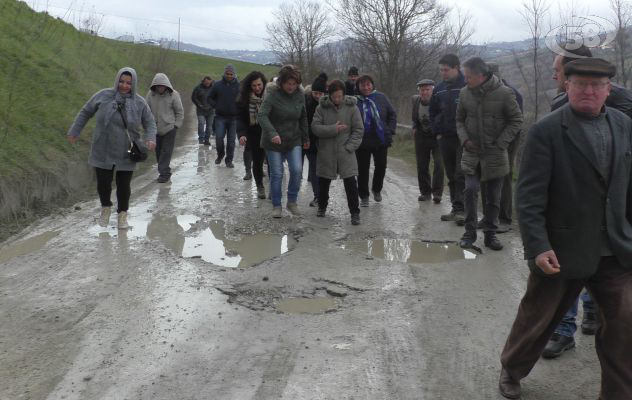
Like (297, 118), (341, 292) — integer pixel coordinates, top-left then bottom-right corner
(498, 58), (632, 399)
(412, 78), (444, 203)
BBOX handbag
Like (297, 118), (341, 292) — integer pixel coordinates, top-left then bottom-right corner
(117, 102), (148, 162)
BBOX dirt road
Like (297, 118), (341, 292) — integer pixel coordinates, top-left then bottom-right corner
(0, 122), (600, 399)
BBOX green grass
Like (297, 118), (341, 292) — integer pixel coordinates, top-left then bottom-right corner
(0, 0), (277, 178)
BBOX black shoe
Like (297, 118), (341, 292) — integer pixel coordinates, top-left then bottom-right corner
(440, 211), (457, 221)
(418, 194), (430, 201)
(581, 312), (600, 335)
(432, 196), (441, 204)
(157, 175), (170, 183)
(454, 212), (465, 226)
(542, 333), (575, 359)
(316, 208), (326, 217)
(477, 219), (484, 229)
(499, 368), (521, 399)
(351, 213), (360, 225)
(360, 197), (369, 207)
(226, 162), (234, 168)
(215, 156), (223, 165)
(243, 172), (252, 180)
(372, 191), (382, 202)
(459, 235), (475, 249)
(484, 234), (503, 251)
(198, 139), (204, 145)
(204, 140), (211, 146)
(309, 198), (318, 207)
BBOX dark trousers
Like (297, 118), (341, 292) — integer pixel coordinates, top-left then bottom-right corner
(438, 135), (464, 212)
(481, 136), (518, 223)
(303, 151), (319, 199)
(243, 147), (252, 173)
(318, 176), (360, 215)
(155, 128), (177, 178)
(414, 135), (444, 197)
(355, 146), (388, 199)
(95, 167), (133, 212)
(501, 256), (632, 400)
(246, 132), (266, 188)
(464, 174), (503, 239)
(214, 116), (236, 163)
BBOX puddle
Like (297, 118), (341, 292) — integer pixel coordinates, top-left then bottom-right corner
(342, 239), (476, 264)
(277, 297), (337, 314)
(0, 231), (60, 264)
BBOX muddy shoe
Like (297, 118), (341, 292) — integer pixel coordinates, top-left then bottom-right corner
(351, 213), (360, 225)
(214, 156), (223, 165)
(257, 186), (266, 199)
(316, 208), (326, 217)
(117, 211), (130, 230)
(432, 196), (442, 204)
(499, 368), (521, 399)
(226, 162), (234, 168)
(454, 212), (465, 226)
(286, 202), (300, 216)
(309, 197), (318, 207)
(440, 211), (457, 221)
(484, 233), (503, 251)
(243, 171), (252, 180)
(98, 206), (111, 227)
(581, 312), (600, 335)
(418, 194), (429, 201)
(157, 175), (170, 183)
(360, 197), (369, 207)
(372, 191), (382, 202)
(272, 206), (282, 218)
(542, 333), (575, 359)
(459, 235), (476, 249)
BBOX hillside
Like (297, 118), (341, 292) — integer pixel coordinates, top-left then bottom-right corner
(0, 0), (276, 235)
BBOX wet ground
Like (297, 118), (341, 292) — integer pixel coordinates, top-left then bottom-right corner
(0, 120), (601, 399)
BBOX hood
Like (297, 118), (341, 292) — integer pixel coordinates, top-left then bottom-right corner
(114, 67), (138, 96)
(150, 73), (174, 92)
(470, 74), (501, 96)
(319, 95), (357, 108)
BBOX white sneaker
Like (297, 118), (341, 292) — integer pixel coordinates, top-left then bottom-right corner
(99, 207), (111, 227)
(117, 211), (130, 230)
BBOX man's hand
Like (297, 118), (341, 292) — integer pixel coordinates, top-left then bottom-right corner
(336, 121), (348, 133)
(146, 141), (156, 151)
(67, 136), (77, 145)
(239, 136), (247, 146)
(303, 142), (310, 150)
(412, 128), (417, 139)
(463, 139), (478, 152)
(535, 250), (561, 275)
(271, 135), (281, 145)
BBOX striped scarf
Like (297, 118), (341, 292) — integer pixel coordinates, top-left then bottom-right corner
(357, 91), (385, 144)
(249, 93), (263, 126)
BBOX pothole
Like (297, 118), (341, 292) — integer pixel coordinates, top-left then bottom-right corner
(341, 238), (477, 264)
(0, 230), (60, 263)
(276, 297), (337, 314)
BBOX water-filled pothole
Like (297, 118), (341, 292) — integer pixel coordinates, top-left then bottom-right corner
(0, 231), (60, 263)
(276, 297), (337, 314)
(342, 239), (476, 264)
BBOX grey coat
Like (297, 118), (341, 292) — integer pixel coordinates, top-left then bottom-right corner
(68, 67), (157, 171)
(456, 74), (523, 181)
(145, 73), (184, 135)
(311, 95), (364, 180)
(517, 103), (632, 279)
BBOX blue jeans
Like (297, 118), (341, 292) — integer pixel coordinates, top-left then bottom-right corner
(197, 111), (214, 142)
(554, 291), (596, 337)
(303, 151), (319, 199)
(267, 146), (303, 207)
(214, 116), (236, 163)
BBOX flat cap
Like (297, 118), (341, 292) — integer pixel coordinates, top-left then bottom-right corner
(564, 58), (616, 78)
(416, 79), (435, 87)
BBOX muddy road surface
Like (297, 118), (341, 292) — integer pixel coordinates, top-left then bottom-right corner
(1, 125), (600, 399)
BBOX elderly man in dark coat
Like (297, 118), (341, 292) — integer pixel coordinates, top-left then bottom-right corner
(498, 58), (632, 399)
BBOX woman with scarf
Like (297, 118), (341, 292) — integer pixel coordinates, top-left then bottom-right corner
(67, 67), (157, 229)
(237, 71), (268, 199)
(354, 75), (397, 207)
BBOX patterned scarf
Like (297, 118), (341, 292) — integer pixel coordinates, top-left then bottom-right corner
(249, 93), (263, 126)
(357, 91), (385, 144)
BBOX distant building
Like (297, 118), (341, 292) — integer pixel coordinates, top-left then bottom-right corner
(116, 35), (135, 43)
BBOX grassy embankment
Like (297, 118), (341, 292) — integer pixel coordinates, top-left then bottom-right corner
(0, 0), (276, 240)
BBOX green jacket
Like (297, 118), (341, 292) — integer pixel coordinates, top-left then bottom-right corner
(311, 95), (364, 179)
(257, 84), (309, 152)
(456, 74), (523, 181)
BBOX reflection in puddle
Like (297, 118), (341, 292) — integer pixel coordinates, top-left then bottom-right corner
(0, 231), (60, 263)
(343, 239), (476, 264)
(277, 298), (337, 314)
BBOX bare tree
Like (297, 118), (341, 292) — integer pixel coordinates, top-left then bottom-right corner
(611, 0), (632, 87)
(519, 0), (550, 119)
(266, 1), (333, 80)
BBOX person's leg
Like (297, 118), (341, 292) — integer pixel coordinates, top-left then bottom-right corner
(586, 257), (632, 399)
(225, 118), (236, 164)
(463, 174), (480, 241)
(155, 133), (164, 169)
(481, 176), (503, 235)
(453, 138), (465, 212)
(95, 167), (114, 207)
(343, 176), (360, 215)
(214, 116), (226, 161)
(197, 114), (205, 144)
(430, 139), (445, 199)
(251, 140), (265, 188)
(355, 148), (371, 199)
(307, 152), (319, 200)
(371, 146), (388, 194)
(157, 128), (177, 178)
(438, 136), (458, 212)
(318, 177), (331, 210)
(285, 146), (303, 204)
(500, 273), (584, 380)
(207, 109), (215, 139)
(415, 137), (431, 196)
(243, 144), (252, 176)
(114, 170), (134, 212)
(267, 151), (283, 207)
(499, 137), (518, 224)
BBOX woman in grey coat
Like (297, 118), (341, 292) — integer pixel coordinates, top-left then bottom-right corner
(311, 80), (364, 225)
(67, 67), (157, 229)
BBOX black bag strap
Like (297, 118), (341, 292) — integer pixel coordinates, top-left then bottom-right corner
(116, 102), (134, 149)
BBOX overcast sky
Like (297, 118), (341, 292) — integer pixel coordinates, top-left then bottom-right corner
(27, 0), (615, 51)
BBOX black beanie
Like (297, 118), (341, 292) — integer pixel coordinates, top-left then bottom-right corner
(311, 72), (328, 93)
(348, 66), (359, 76)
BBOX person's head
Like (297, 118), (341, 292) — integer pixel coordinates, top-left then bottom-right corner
(348, 66), (359, 83)
(202, 76), (212, 87)
(155, 85), (168, 94)
(224, 65), (236, 81)
(356, 74), (375, 96)
(564, 58), (615, 115)
(277, 65), (302, 94)
(416, 79), (435, 102)
(239, 71), (268, 103)
(552, 45), (593, 91)
(118, 71), (133, 94)
(463, 57), (490, 89)
(311, 72), (328, 101)
(328, 80), (346, 106)
(439, 53), (460, 81)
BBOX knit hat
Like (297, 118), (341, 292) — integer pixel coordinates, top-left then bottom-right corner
(348, 66), (359, 76)
(225, 64), (236, 75)
(311, 72), (328, 93)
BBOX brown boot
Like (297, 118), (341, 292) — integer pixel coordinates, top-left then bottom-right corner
(499, 368), (521, 399)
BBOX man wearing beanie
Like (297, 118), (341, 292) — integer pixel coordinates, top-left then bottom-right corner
(498, 58), (632, 399)
(345, 66), (359, 96)
(210, 64), (240, 168)
(304, 72), (328, 206)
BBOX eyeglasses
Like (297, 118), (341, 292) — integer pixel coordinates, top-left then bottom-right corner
(568, 80), (610, 91)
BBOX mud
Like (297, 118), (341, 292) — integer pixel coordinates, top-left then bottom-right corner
(0, 230), (60, 263)
(342, 238), (477, 264)
(276, 297), (337, 314)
